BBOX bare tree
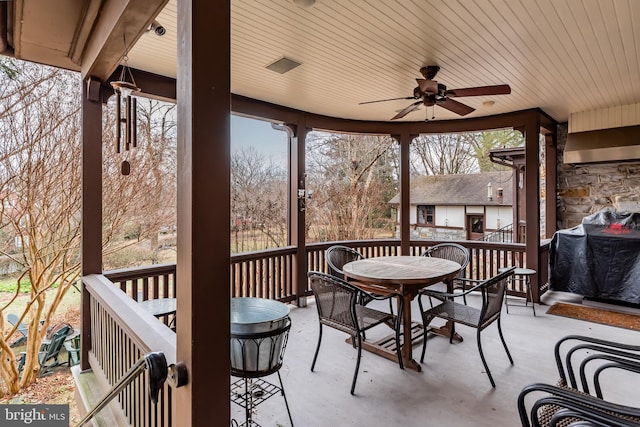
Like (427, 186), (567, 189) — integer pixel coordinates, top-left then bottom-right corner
(410, 133), (479, 175)
(0, 61), (82, 389)
(306, 133), (398, 241)
(101, 97), (177, 269)
(0, 59), (178, 393)
(231, 147), (287, 252)
(472, 129), (524, 172)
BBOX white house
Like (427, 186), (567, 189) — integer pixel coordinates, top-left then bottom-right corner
(389, 171), (515, 241)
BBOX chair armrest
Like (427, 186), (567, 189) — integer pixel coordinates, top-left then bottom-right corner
(579, 353), (640, 398)
(421, 279), (486, 300)
(555, 335), (640, 390)
(518, 383), (640, 427)
(359, 287), (402, 301)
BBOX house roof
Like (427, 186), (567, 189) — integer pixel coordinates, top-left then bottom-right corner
(2, 1), (639, 124)
(388, 171), (514, 206)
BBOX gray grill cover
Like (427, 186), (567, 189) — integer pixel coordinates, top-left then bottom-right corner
(549, 210), (640, 304)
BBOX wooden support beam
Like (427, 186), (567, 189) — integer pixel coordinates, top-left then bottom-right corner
(175, 0), (230, 425)
(81, 0), (168, 81)
(81, 78), (103, 370)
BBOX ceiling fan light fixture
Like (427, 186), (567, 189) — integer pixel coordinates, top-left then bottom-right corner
(483, 100), (496, 107)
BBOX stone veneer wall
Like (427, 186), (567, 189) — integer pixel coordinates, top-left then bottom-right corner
(557, 122), (640, 230)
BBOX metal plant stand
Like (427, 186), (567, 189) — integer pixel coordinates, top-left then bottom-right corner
(230, 316), (293, 427)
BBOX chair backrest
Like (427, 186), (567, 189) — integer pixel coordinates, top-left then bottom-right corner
(308, 271), (359, 335)
(7, 313), (28, 338)
(478, 267), (514, 327)
(422, 243), (470, 278)
(325, 245), (365, 279)
(41, 324), (71, 363)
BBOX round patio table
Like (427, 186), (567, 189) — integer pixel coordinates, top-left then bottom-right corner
(138, 298), (177, 318)
(343, 255), (461, 372)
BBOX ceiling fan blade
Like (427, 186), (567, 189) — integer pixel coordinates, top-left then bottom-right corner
(391, 101), (422, 120)
(420, 65), (440, 80)
(437, 98), (475, 116)
(359, 96), (416, 105)
(445, 84), (511, 97)
(416, 78), (438, 94)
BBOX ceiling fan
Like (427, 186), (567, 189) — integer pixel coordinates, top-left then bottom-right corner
(359, 65), (511, 120)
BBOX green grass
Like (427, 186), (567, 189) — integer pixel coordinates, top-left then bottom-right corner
(0, 276), (65, 293)
(1, 283), (81, 324)
(0, 276), (32, 293)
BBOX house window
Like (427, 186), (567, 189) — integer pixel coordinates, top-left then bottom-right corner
(417, 205), (435, 226)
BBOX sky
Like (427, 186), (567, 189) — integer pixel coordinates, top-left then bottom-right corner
(231, 115), (288, 167)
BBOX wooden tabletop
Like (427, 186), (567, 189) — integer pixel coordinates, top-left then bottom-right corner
(342, 256), (461, 286)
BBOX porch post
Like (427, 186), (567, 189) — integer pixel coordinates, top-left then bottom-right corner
(395, 132), (414, 255)
(176, 0), (231, 425)
(524, 112), (541, 301)
(290, 123), (308, 306)
(80, 78), (103, 370)
(543, 128), (558, 239)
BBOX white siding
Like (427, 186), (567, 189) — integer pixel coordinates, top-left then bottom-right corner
(435, 206), (465, 228)
(466, 206), (484, 214)
(485, 206), (513, 230)
(569, 103), (640, 133)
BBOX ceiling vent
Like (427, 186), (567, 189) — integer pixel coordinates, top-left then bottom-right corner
(266, 57), (302, 74)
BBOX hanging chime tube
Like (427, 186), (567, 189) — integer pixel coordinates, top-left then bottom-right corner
(115, 92), (122, 153)
(132, 97), (137, 148)
(125, 95), (132, 150)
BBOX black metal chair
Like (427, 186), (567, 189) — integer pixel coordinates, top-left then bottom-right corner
(517, 335), (640, 427)
(418, 242), (470, 305)
(325, 245), (395, 314)
(308, 271), (403, 395)
(326, 245), (364, 279)
(419, 267), (515, 388)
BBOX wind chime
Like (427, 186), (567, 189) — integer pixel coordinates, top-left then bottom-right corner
(111, 36), (141, 175)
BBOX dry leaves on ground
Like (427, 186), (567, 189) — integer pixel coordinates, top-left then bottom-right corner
(1, 305), (82, 424)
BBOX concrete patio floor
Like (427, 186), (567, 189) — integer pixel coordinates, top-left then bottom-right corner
(230, 292), (639, 427)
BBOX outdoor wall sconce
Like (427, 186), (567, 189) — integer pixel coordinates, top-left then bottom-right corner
(298, 177), (313, 211)
(487, 182), (493, 201)
(111, 35), (140, 175)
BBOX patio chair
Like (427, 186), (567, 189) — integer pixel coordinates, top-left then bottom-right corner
(7, 313), (29, 348)
(418, 242), (470, 305)
(308, 271), (403, 395)
(419, 267), (515, 388)
(517, 335), (640, 427)
(325, 245), (395, 314)
(18, 323), (72, 376)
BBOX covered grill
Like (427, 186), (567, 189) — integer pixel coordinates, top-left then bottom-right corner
(549, 210), (640, 305)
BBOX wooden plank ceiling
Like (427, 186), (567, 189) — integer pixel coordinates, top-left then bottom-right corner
(13, 0), (640, 124)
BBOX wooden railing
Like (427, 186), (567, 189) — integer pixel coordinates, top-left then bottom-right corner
(306, 239), (536, 298)
(103, 239), (548, 307)
(105, 263), (177, 301)
(83, 274), (176, 427)
(231, 246), (297, 302)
